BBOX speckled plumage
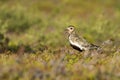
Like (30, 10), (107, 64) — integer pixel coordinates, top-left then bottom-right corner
(65, 25), (100, 52)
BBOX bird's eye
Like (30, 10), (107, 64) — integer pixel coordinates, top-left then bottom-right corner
(70, 27), (73, 30)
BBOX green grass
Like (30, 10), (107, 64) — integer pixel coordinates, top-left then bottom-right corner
(0, 0), (120, 80)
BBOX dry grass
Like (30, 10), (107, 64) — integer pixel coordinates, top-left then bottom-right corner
(0, 0), (120, 80)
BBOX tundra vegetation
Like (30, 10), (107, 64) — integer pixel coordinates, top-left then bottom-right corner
(0, 0), (120, 80)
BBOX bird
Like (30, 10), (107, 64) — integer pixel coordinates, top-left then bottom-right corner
(65, 25), (100, 52)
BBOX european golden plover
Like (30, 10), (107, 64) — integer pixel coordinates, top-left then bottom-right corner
(65, 25), (100, 52)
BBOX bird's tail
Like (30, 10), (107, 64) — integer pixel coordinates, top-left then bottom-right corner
(89, 43), (103, 53)
(90, 44), (100, 49)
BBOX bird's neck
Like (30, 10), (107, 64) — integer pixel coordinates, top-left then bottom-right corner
(69, 31), (76, 37)
(68, 31), (77, 40)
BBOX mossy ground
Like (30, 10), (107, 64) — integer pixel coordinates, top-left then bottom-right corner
(0, 0), (120, 80)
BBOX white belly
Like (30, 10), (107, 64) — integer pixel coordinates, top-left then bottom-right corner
(69, 39), (84, 50)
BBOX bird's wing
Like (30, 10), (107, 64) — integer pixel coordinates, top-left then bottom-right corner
(72, 34), (90, 51)
(74, 34), (89, 45)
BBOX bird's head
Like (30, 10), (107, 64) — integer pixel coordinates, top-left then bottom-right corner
(65, 25), (75, 35)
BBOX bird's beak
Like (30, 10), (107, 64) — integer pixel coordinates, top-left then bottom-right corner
(64, 28), (69, 34)
(65, 28), (69, 32)
(64, 28), (69, 38)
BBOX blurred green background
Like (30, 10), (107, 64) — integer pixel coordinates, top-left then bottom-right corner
(0, 0), (120, 80)
(0, 0), (120, 47)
